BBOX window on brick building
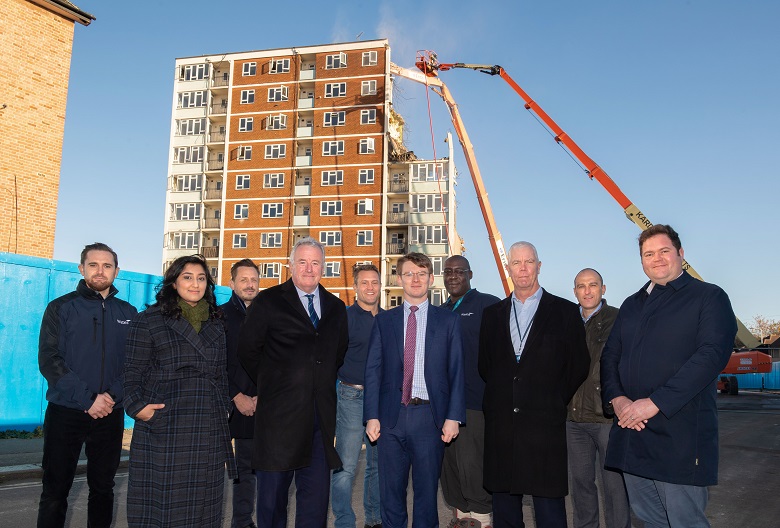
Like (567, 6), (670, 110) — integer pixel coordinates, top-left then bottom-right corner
(325, 52), (347, 69)
(262, 203), (284, 218)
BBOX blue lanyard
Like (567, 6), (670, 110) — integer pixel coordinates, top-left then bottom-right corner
(512, 299), (535, 358)
(449, 289), (472, 312)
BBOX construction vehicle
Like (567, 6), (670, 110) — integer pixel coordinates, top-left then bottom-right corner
(717, 350), (773, 395)
(408, 50), (761, 351)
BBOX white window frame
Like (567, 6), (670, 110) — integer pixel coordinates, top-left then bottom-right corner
(323, 111), (346, 127)
(411, 225), (448, 244)
(270, 58), (290, 74)
(177, 91), (207, 108)
(265, 144), (286, 159)
(431, 257), (444, 276)
(179, 63), (208, 81)
(237, 146), (252, 160)
(324, 262), (341, 277)
(234, 204), (249, 219)
(321, 170), (343, 186)
(263, 173), (285, 188)
(357, 198), (374, 215)
(358, 168), (375, 185)
(361, 80), (377, 96)
(268, 86), (289, 102)
(359, 138), (375, 154)
(322, 140), (344, 156)
(174, 146), (204, 164)
(357, 230), (373, 246)
(319, 231), (342, 247)
(325, 52), (347, 69)
(362, 51), (378, 66)
(172, 231), (199, 249)
(238, 117), (253, 132)
(260, 263), (281, 279)
(320, 200), (342, 216)
(360, 109), (376, 125)
(173, 174), (202, 192)
(171, 202), (201, 221)
(242, 62), (256, 76)
(262, 202), (284, 218)
(266, 114), (287, 130)
(411, 194), (445, 213)
(233, 233), (247, 248)
(177, 118), (205, 135)
(324, 82), (347, 98)
(240, 89), (255, 104)
(235, 174), (251, 190)
(261, 232), (283, 248)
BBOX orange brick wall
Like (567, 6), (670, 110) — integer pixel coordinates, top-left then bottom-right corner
(0, 0), (75, 258)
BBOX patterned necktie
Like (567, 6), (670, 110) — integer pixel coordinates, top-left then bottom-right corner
(305, 294), (319, 328)
(402, 305), (419, 405)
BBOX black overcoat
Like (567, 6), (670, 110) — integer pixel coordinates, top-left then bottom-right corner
(220, 292), (256, 439)
(238, 279), (348, 471)
(123, 306), (235, 527)
(479, 289), (589, 497)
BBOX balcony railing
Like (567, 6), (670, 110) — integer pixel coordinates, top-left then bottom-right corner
(295, 155), (312, 167)
(207, 159), (224, 171)
(293, 215), (310, 226)
(211, 75), (229, 87)
(386, 242), (407, 254)
(298, 98), (314, 109)
(202, 218), (220, 229)
(208, 130), (226, 142)
(203, 188), (222, 200)
(389, 180), (409, 193)
(201, 246), (219, 258)
(294, 184), (311, 196)
(386, 273), (400, 285)
(209, 104), (227, 115)
(386, 211), (408, 224)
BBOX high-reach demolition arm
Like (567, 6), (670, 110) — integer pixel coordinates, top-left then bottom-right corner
(412, 51), (758, 348)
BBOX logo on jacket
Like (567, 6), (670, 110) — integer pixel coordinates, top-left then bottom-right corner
(116, 319), (132, 325)
(460, 312), (474, 317)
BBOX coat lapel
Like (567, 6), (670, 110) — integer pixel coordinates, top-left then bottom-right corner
(167, 315), (208, 360)
(280, 279), (311, 324)
(392, 305), (405, 359)
(520, 288), (551, 362)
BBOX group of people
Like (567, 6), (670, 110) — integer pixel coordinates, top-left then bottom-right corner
(35, 224), (737, 528)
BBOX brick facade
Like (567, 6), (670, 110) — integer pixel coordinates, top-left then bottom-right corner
(0, 0), (80, 258)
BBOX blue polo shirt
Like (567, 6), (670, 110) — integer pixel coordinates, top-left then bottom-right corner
(338, 302), (382, 385)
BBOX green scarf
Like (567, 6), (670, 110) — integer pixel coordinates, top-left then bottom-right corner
(178, 298), (210, 333)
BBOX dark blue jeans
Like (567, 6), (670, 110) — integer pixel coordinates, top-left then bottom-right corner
(37, 402), (123, 528)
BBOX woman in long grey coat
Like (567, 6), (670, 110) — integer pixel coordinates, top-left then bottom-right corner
(124, 255), (235, 527)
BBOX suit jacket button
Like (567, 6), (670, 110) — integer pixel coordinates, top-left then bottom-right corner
(316, 360), (322, 364)
(513, 376), (519, 381)
(513, 407), (520, 413)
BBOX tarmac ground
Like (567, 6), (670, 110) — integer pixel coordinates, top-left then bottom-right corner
(1, 391), (779, 527)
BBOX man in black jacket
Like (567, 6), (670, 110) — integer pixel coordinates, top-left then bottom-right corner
(220, 259), (260, 528)
(37, 243), (137, 528)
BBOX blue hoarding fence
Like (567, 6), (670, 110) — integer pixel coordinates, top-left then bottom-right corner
(0, 252), (230, 431)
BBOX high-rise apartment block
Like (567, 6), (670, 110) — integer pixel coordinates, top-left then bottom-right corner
(163, 40), (459, 306)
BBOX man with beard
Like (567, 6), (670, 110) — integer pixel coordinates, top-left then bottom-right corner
(221, 259), (260, 528)
(37, 243), (137, 528)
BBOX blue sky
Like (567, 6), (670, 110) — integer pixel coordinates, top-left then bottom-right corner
(56, 0), (780, 326)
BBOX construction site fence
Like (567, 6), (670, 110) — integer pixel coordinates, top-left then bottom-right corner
(0, 252), (230, 431)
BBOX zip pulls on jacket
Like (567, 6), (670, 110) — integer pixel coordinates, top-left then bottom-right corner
(99, 300), (106, 393)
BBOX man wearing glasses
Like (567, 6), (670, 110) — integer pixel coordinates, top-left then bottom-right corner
(440, 255), (500, 528)
(364, 252), (465, 528)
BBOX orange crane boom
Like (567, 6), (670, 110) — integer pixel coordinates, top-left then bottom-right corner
(414, 51), (759, 348)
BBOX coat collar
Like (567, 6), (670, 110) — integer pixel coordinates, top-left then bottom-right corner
(280, 279), (332, 326)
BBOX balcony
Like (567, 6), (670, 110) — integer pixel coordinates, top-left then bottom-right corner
(300, 69), (315, 81)
(202, 218), (220, 229)
(386, 211), (408, 224)
(386, 273), (400, 285)
(207, 159), (224, 171)
(203, 188), (222, 200)
(294, 185), (311, 196)
(201, 246), (219, 258)
(211, 75), (229, 88)
(209, 104), (227, 115)
(295, 155), (312, 167)
(293, 215), (310, 226)
(386, 242), (407, 255)
(298, 98), (314, 109)
(297, 126), (313, 138)
(208, 130), (226, 142)
(389, 180), (409, 193)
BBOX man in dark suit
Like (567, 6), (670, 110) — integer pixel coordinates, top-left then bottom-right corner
(220, 259), (260, 528)
(601, 225), (736, 527)
(479, 241), (589, 528)
(364, 252), (465, 528)
(238, 238), (349, 528)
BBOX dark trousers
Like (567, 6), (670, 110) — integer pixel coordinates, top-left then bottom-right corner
(492, 492), (567, 528)
(440, 408), (492, 515)
(255, 412), (330, 528)
(232, 438), (257, 528)
(378, 403), (446, 528)
(37, 402), (123, 528)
